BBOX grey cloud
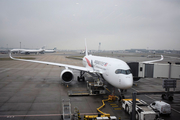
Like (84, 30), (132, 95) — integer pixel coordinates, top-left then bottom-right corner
(0, 0), (180, 50)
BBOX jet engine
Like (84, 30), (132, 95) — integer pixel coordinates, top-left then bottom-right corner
(60, 69), (74, 83)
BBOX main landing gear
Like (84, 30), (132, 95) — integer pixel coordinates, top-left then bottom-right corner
(77, 71), (85, 82)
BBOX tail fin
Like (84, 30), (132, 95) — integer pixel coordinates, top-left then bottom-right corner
(85, 39), (88, 56)
(53, 47), (57, 51)
(42, 46), (46, 49)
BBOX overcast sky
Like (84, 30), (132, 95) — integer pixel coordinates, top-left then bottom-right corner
(0, 0), (180, 50)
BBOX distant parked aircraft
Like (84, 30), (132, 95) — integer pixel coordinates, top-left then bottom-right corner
(11, 47), (44, 54)
(44, 47), (56, 53)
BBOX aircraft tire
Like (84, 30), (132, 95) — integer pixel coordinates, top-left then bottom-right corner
(161, 94), (166, 99)
(119, 96), (121, 101)
(122, 95), (125, 99)
(168, 96), (173, 101)
(77, 76), (80, 82)
(125, 105), (129, 113)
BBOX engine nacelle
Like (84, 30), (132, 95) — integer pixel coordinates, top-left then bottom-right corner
(60, 69), (74, 83)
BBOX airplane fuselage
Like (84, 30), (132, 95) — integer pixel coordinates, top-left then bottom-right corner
(44, 50), (56, 53)
(11, 48), (44, 54)
(83, 55), (133, 89)
(21, 49), (44, 54)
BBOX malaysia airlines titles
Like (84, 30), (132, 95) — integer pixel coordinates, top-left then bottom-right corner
(94, 60), (108, 71)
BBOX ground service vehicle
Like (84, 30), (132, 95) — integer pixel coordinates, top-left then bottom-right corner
(122, 99), (157, 120)
(150, 101), (171, 116)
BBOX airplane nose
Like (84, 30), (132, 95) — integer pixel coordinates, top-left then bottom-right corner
(120, 74), (133, 89)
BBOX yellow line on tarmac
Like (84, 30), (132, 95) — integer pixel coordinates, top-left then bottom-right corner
(103, 96), (108, 98)
(112, 105), (118, 107)
(114, 108), (121, 110)
(110, 104), (117, 106)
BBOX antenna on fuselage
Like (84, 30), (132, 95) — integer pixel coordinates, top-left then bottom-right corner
(85, 38), (88, 56)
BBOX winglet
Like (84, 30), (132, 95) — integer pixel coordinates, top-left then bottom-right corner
(160, 55), (163, 61)
(85, 38), (88, 56)
(9, 51), (20, 60)
(142, 55), (164, 64)
(9, 52), (14, 60)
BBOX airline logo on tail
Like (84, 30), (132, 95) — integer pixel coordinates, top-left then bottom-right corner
(85, 58), (92, 67)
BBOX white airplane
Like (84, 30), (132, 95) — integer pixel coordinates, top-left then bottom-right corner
(80, 50), (85, 54)
(11, 47), (44, 55)
(44, 47), (56, 53)
(11, 48), (26, 54)
(20, 48), (44, 54)
(9, 41), (163, 95)
(80, 50), (91, 54)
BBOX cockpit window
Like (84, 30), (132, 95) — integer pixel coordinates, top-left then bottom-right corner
(115, 69), (131, 75)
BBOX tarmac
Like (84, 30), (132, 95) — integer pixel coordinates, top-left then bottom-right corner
(0, 52), (180, 120)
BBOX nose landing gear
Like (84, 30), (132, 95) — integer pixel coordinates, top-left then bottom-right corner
(118, 89), (126, 100)
(108, 88), (126, 101)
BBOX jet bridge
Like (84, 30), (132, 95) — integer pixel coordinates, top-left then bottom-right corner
(127, 62), (180, 80)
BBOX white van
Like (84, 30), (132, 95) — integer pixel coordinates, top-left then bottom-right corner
(150, 101), (171, 116)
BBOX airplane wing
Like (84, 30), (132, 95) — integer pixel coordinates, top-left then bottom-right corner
(9, 52), (89, 72)
(142, 55), (163, 64)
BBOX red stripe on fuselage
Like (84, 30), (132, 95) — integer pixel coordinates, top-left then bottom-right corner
(85, 58), (92, 67)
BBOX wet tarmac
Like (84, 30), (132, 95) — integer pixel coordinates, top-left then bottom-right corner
(0, 52), (180, 120)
